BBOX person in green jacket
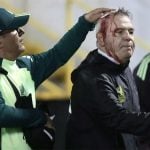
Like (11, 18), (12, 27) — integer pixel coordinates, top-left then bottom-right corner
(0, 7), (114, 150)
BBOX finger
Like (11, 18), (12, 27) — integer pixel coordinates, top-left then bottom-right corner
(90, 8), (116, 18)
(93, 8), (116, 13)
(101, 8), (116, 12)
(84, 8), (116, 23)
(100, 10), (117, 19)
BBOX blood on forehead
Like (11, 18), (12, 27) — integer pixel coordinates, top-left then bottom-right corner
(99, 14), (116, 39)
(99, 19), (108, 39)
(109, 15), (119, 37)
(100, 14), (130, 38)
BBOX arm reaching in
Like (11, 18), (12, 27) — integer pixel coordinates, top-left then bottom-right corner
(30, 8), (116, 86)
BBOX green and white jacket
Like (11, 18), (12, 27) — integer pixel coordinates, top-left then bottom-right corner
(0, 16), (94, 150)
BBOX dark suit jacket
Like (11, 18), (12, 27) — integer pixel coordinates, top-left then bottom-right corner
(66, 50), (150, 150)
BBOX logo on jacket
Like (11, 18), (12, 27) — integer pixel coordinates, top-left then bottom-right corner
(116, 86), (125, 103)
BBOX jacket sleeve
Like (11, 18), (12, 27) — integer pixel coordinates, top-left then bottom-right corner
(29, 15), (94, 88)
(0, 91), (46, 128)
(74, 72), (150, 137)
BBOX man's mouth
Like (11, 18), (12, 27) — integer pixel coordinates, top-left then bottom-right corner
(121, 45), (133, 49)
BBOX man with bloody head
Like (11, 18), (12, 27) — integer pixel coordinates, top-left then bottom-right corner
(66, 8), (150, 150)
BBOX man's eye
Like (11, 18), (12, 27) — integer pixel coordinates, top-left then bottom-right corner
(114, 30), (123, 36)
(129, 30), (134, 35)
(116, 30), (123, 34)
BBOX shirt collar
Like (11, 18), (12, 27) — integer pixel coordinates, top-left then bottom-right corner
(97, 49), (120, 64)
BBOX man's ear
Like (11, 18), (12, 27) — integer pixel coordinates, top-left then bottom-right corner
(96, 32), (105, 47)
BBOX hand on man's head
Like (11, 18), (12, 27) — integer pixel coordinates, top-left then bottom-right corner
(84, 8), (116, 23)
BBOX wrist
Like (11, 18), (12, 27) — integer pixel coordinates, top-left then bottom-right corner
(79, 15), (95, 31)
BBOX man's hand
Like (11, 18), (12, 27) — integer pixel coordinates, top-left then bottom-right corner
(84, 8), (116, 23)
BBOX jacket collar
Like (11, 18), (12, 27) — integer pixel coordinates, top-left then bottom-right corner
(82, 49), (130, 72)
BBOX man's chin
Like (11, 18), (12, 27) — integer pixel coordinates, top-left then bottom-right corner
(125, 49), (133, 58)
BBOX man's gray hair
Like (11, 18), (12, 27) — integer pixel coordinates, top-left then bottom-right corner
(96, 8), (132, 34)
